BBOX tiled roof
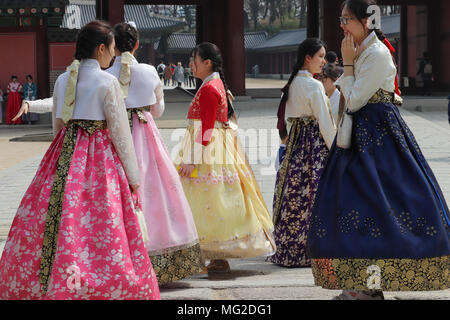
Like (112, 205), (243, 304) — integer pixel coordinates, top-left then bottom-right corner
(244, 31), (269, 48)
(251, 29), (307, 51)
(155, 31), (269, 52)
(0, 0), (69, 8)
(61, 3), (186, 31)
(166, 32), (196, 50)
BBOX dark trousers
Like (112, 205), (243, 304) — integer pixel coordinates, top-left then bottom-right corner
(422, 74), (432, 95)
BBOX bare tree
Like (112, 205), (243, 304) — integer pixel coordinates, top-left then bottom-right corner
(182, 5), (194, 32)
(298, 0), (306, 28)
(267, 0), (278, 25)
(246, 0), (261, 31)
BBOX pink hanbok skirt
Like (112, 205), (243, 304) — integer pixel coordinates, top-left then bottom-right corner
(0, 121), (160, 300)
(131, 110), (201, 285)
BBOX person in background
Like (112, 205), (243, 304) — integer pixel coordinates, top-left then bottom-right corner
(163, 62), (173, 86)
(417, 51), (433, 96)
(170, 62), (176, 86)
(22, 75), (39, 124)
(157, 61), (166, 80)
(188, 59), (196, 88)
(320, 63), (343, 125)
(184, 64), (191, 87)
(252, 64), (260, 78)
(6, 75), (23, 125)
(174, 62), (185, 87)
(325, 51), (338, 65)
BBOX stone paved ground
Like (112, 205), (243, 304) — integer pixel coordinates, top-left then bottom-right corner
(0, 100), (449, 300)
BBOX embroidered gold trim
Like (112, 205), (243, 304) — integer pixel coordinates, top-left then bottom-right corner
(272, 117), (315, 225)
(150, 243), (203, 285)
(368, 88), (403, 105)
(39, 120), (106, 294)
(127, 106), (151, 132)
(311, 255), (450, 291)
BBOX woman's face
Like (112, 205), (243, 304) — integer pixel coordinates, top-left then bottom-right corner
(340, 5), (368, 41)
(97, 38), (116, 69)
(192, 52), (212, 80)
(305, 46), (326, 74)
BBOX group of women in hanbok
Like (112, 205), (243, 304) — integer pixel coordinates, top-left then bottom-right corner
(0, 17), (275, 299)
(0, 0), (448, 301)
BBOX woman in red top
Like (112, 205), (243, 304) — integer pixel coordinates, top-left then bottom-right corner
(176, 42), (276, 275)
(6, 75), (23, 124)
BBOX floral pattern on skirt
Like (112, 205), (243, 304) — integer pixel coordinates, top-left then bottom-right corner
(175, 122), (276, 260)
(307, 102), (450, 291)
(0, 125), (160, 299)
(267, 118), (329, 267)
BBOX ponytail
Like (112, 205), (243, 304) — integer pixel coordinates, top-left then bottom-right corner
(217, 68), (236, 121)
(374, 28), (386, 41)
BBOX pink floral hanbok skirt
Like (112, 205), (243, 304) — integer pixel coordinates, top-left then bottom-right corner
(0, 121), (160, 300)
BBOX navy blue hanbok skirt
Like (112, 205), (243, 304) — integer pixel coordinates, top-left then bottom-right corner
(307, 101), (450, 291)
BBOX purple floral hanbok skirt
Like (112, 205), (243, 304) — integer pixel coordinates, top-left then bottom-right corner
(267, 117), (329, 267)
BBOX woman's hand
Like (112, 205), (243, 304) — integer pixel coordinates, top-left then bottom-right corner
(12, 101), (29, 121)
(178, 163), (195, 177)
(341, 33), (359, 66)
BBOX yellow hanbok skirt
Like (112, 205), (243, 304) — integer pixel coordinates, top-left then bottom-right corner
(175, 120), (276, 260)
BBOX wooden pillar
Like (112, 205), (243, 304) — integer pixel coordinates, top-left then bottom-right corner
(148, 43), (155, 65)
(322, 0), (342, 53)
(307, 0), (319, 38)
(437, 0), (450, 88)
(37, 19), (49, 98)
(96, 0), (124, 26)
(197, 0), (245, 95)
(399, 5), (408, 81)
(195, 3), (203, 44)
(427, 0), (440, 89)
(406, 6), (417, 81)
(225, 0), (245, 95)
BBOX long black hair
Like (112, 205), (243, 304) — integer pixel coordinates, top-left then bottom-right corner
(192, 42), (236, 121)
(342, 0), (386, 41)
(75, 20), (115, 60)
(114, 22), (138, 53)
(277, 38), (326, 137)
(284, 38), (326, 100)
